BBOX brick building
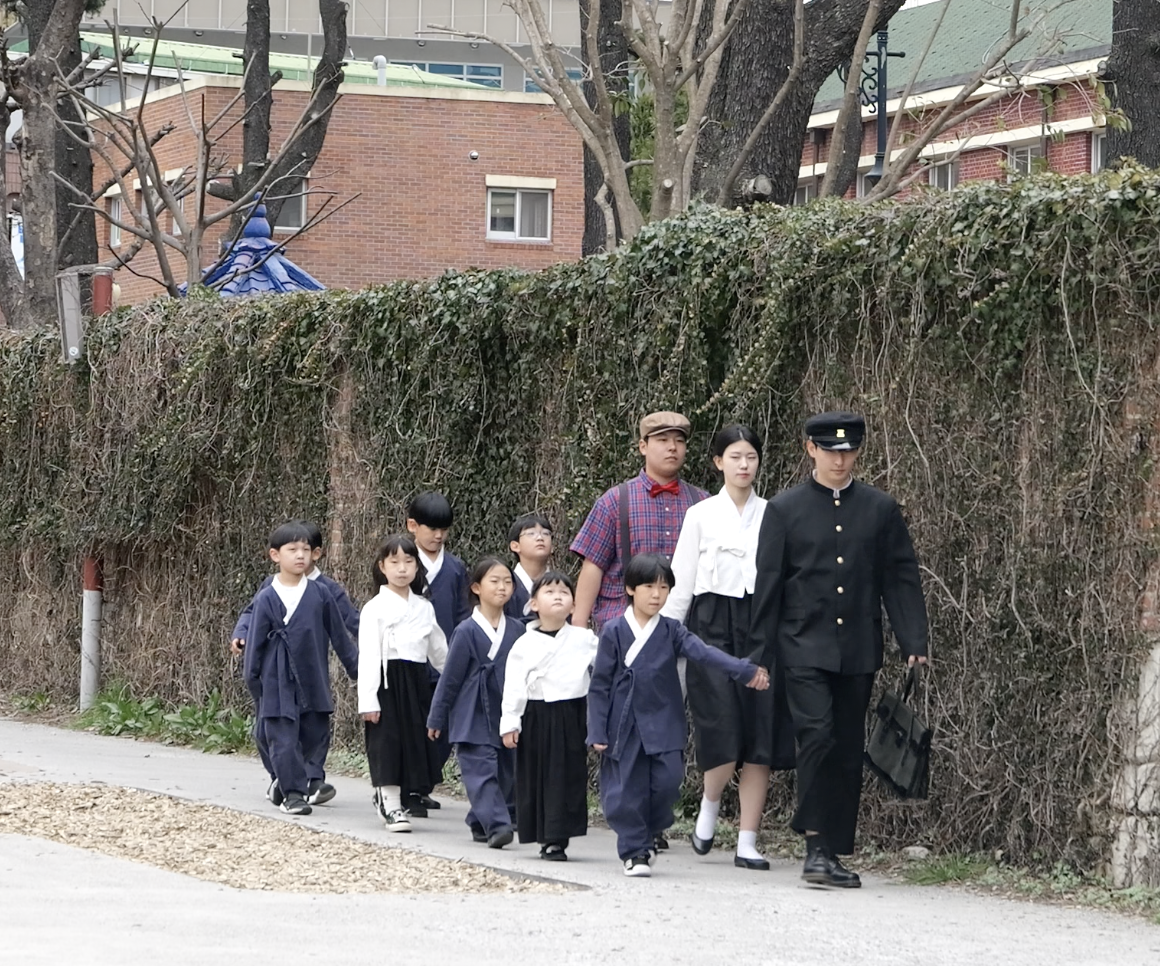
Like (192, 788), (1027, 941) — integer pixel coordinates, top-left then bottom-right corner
(89, 70), (583, 302)
(797, 0), (1112, 202)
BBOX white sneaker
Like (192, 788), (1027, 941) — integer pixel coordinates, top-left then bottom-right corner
(623, 855), (651, 877)
(384, 808), (412, 833)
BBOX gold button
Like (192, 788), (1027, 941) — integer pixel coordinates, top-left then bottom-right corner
(837, 618), (844, 625)
(836, 525), (843, 532)
(837, 556), (844, 564)
(837, 586), (844, 594)
(834, 500), (840, 506)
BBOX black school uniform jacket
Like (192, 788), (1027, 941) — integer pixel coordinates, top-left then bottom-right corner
(749, 477), (928, 676)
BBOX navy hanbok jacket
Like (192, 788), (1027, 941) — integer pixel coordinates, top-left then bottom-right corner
(503, 576), (530, 621)
(427, 554), (471, 640)
(427, 617), (524, 746)
(587, 615), (757, 760)
(243, 579), (358, 719)
(233, 571), (360, 643)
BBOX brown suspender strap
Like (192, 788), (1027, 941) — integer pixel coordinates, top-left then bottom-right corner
(618, 481), (632, 575)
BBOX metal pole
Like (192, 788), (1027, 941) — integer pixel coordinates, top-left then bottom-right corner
(866, 31), (889, 186)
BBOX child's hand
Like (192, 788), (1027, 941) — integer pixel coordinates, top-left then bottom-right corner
(747, 666), (770, 691)
(502, 731), (519, 749)
(362, 711), (380, 723)
(591, 743), (608, 753)
(229, 638), (245, 655)
(427, 728), (441, 741)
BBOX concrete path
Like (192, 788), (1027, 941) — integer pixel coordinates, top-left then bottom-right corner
(0, 718), (1156, 966)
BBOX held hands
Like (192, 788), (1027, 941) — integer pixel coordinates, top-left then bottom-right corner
(747, 666), (771, 690)
(502, 731), (519, 749)
(229, 638), (245, 656)
(362, 711), (380, 724)
(427, 728), (441, 741)
(907, 655), (930, 669)
(591, 743), (608, 752)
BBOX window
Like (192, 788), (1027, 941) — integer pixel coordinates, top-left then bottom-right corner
(391, 61), (503, 89)
(1092, 132), (1106, 173)
(524, 68), (585, 94)
(793, 181), (818, 206)
(1007, 142), (1046, 179)
(172, 194), (184, 236)
(856, 172), (877, 198)
(487, 188), (552, 241)
(928, 159), (958, 191)
(108, 196), (122, 248)
(273, 190), (306, 232)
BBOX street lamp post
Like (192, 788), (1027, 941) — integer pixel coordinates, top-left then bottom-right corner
(838, 30), (906, 190)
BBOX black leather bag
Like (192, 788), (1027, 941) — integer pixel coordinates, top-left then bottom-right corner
(864, 667), (932, 800)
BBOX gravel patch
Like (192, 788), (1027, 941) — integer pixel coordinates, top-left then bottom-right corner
(0, 782), (561, 895)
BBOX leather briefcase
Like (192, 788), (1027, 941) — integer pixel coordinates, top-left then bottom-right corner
(864, 667), (932, 799)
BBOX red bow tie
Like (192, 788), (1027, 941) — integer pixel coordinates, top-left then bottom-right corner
(649, 479), (680, 498)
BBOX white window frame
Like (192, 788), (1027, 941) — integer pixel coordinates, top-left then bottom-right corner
(1091, 131), (1106, 173)
(171, 193), (184, 236)
(486, 183), (554, 242)
(272, 188), (307, 233)
(928, 159), (958, 191)
(793, 180), (818, 206)
(1006, 142), (1045, 180)
(108, 195), (122, 248)
(856, 172), (875, 199)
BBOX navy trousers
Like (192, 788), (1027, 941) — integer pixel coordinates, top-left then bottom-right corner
(263, 712), (331, 796)
(457, 742), (515, 835)
(599, 726), (683, 861)
(256, 718), (330, 783)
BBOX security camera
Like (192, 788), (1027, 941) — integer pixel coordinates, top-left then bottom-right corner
(468, 151), (480, 161)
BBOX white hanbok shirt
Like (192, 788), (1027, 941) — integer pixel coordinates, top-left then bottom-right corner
(661, 488), (768, 623)
(499, 621), (599, 736)
(358, 586), (448, 713)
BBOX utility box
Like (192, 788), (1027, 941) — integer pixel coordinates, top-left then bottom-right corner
(56, 266), (114, 363)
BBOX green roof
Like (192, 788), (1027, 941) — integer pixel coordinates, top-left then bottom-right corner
(13, 32), (484, 90)
(815, 0), (1111, 109)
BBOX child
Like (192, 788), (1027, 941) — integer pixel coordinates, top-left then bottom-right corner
(358, 534), (449, 833)
(406, 491), (470, 815)
(427, 557), (525, 848)
(587, 552), (770, 877)
(500, 572), (598, 861)
(230, 519), (360, 807)
(504, 513), (553, 620)
(243, 521), (359, 816)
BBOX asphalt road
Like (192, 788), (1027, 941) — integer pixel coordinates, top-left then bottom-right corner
(1, 719), (1156, 966)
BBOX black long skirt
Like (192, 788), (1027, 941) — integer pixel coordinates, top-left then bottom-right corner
(686, 592), (796, 772)
(516, 697), (589, 845)
(364, 659), (442, 792)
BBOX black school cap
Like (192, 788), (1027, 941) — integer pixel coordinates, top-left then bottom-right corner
(804, 411), (865, 451)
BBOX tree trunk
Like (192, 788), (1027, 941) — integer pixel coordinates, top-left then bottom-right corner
(695, 0), (905, 205)
(230, 0), (346, 238)
(580, 0), (631, 254)
(1107, 0), (1160, 168)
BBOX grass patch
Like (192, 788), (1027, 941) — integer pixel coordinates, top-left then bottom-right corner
(76, 682), (253, 754)
(904, 854), (990, 885)
(10, 690), (52, 713)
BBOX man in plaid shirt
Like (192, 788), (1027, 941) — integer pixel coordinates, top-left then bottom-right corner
(571, 411), (708, 630)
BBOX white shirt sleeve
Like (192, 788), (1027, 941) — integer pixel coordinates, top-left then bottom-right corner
(357, 598), (382, 713)
(426, 620), (448, 674)
(499, 639), (532, 736)
(662, 505), (700, 623)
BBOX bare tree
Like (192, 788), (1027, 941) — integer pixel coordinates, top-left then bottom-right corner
(1107, 0), (1160, 167)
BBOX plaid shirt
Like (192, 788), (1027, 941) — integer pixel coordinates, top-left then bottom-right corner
(570, 469), (708, 629)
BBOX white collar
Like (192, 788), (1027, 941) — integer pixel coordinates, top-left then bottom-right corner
(419, 547), (445, 581)
(471, 607), (507, 659)
(812, 470), (854, 499)
(623, 607), (660, 667)
(714, 487), (762, 529)
(306, 566), (321, 581)
(376, 585), (413, 621)
(513, 562), (534, 593)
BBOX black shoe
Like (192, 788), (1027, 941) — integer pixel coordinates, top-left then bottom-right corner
(653, 833), (669, 851)
(279, 792), (312, 816)
(404, 794), (428, 818)
(305, 780), (336, 805)
(487, 825), (514, 849)
(413, 794), (441, 810)
(734, 855), (771, 871)
(690, 831), (713, 855)
(802, 849), (861, 888)
(623, 854), (652, 877)
(540, 843), (568, 862)
(469, 823), (488, 843)
(266, 778), (284, 808)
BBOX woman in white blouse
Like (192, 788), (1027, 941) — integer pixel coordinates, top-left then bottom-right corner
(662, 424), (794, 870)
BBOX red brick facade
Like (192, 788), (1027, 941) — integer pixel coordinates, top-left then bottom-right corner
(92, 79), (583, 303)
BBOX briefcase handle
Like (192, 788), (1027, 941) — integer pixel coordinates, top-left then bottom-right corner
(902, 665), (923, 702)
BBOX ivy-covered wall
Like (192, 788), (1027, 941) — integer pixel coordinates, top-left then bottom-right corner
(3, 168), (1160, 871)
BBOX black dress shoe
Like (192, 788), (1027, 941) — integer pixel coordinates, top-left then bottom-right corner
(404, 800), (428, 818)
(734, 855), (771, 871)
(690, 832), (714, 855)
(488, 825), (515, 849)
(801, 850), (861, 888)
(470, 824), (488, 843)
(415, 794), (441, 810)
(653, 833), (669, 851)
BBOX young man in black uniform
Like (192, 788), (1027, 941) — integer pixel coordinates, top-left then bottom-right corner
(749, 412), (928, 888)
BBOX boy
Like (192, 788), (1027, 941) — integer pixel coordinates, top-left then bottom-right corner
(588, 553), (769, 877)
(243, 521), (359, 815)
(505, 513), (553, 620)
(229, 519), (359, 807)
(406, 491), (470, 814)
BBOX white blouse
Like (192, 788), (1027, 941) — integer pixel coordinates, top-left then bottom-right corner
(498, 621), (599, 736)
(358, 587), (448, 713)
(661, 488), (768, 623)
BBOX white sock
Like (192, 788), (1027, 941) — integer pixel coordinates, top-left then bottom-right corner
(737, 830), (764, 861)
(377, 785), (402, 813)
(694, 795), (720, 841)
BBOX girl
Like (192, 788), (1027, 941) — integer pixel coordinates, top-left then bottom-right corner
(358, 535), (448, 833)
(427, 557), (525, 848)
(662, 424), (795, 870)
(588, 553), (770, 877)
(500, 572), (598, 861)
